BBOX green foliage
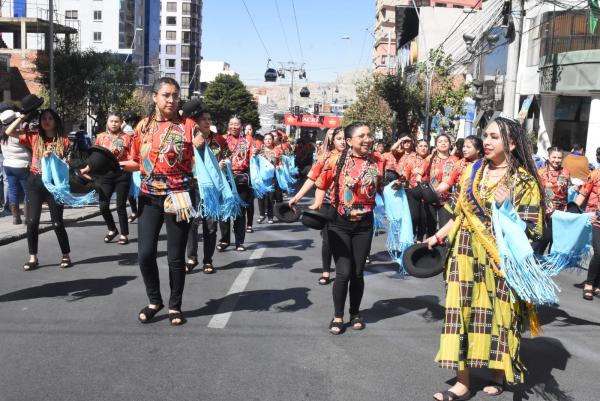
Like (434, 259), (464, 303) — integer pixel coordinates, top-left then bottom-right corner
(202, 74), (260, 133)
(342, 75), (393, 142)
(35, 43), (138, 132)
(376, 73), (423, 136)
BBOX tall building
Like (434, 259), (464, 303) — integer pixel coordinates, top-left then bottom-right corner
(159, 0), (202, 98)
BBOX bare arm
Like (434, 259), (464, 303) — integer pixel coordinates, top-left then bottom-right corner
(288, 178), (316, 206)
(119, 160), (140, 172)
(575, 193), (585, 207)
(424, 218), (454, 249)
(309, 188), (326, 210)
(5, 114), (27, 138)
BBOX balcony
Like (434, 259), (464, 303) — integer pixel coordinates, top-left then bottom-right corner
(540, 10), (600, 58)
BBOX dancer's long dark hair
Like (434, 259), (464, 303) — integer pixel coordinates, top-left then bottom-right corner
(332, 122), (369, 207)
(464, 135), (483, 160)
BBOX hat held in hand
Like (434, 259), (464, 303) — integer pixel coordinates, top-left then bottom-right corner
(402, 243), (447, 278)
(274, 202), (301, 223)
(20, 94), (44, 114)
(86, 146), (121, 176)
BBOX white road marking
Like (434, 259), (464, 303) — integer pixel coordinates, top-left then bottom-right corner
(207, 246), (266, 329)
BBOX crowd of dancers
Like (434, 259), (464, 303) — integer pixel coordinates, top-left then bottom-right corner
(1, 76), (598, 401)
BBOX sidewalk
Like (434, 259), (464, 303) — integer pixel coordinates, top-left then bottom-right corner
(0, 204), (110, 246)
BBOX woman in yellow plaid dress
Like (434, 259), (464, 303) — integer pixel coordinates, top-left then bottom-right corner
(425, 118), (545, 401)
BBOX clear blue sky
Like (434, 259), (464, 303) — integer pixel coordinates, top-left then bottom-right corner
(202, 0), (374, 84)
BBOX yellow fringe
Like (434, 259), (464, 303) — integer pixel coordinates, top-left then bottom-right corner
(527, 303), (542, 337)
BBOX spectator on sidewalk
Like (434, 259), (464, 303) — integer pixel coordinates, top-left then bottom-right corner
(562, 144), (590, 180)
(1, 117), (30, 224)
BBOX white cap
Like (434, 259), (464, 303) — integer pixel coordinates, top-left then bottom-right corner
(0, 110), (21, 125)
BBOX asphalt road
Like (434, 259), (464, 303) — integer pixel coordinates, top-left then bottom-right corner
(0, 204), (598, 401)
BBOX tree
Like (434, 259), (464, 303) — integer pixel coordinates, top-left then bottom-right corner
(342, 75), (393, 143)
(376, 73), (423, 136)
(35, 43), (138, 132)
(202, 74), (260, 133)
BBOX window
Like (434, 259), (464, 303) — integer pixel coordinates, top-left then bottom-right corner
(93, 32), (102, 42)
(93, 10), (102, 21)
(182, 2), (191, 14)
(182, 17), (190, 29)
(182, 31), (191, 44)
(167, 2), (177, 12)
(166, 16), (176, 25)
(65, 10), (78, 19)
(165, 44), (176, 54)
(166, 30), (176, 40)
(181, 45), (190, 58)
(164, 73), (176, 79)
(181, 73), (189, 85)
(181, 60), (190, 71)
(166, 59), (176, 68)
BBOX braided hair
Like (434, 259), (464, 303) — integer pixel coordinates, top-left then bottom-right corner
(34, 109), (67, 161)
(140, 77), (181, 135)
(332, 121), (369, 207)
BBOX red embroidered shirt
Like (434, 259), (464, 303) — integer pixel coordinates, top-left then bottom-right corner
(262, 146), (282, 167)
(427, 154), (455, 203)
(580, 169), (600, 227)
(308, 150), (340, 182)
(131, 117), (199, 196)
(203, 133), (228, 160)
(315, 152), (384, 219)
(19, 131), (71, 175)
(381, 150), (403, 173)
(225, 134), (253, 173)
(538, 166), (572, 213)
(399, 154), (430, 189)
(95, 131), (132, 162)
(445, 158), (471, 188)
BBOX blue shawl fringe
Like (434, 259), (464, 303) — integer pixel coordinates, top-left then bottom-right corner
(42, 154), (96, 207)
(383, 183), (413, 275)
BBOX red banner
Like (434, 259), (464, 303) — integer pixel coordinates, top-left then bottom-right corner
(284, 114), (340, 128)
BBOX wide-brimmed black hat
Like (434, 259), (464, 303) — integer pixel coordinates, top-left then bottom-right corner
(383, 170), (400, 186)
(86, 146), (120, 176)
(301, 206), (336, 230)
(566, 202), (582, 214)
(402, 243), (447, 278)
(20, 94), (44, 114)
(274, 202), (301, 223)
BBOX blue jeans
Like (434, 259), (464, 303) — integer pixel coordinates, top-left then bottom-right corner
(4, 166), (29, 206)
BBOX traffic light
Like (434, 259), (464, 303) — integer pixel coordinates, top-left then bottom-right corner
(294, 105), (300, 115)
(313, 103), (320, 115)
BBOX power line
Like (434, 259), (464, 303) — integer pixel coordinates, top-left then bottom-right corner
(437, 0), (484, 50)
(357, 27), (369, 66)
(274, 0), (294, 60)
(522, 0), (588, 35)
(290, 0), (305, 62)
(240, 0), (272, 59)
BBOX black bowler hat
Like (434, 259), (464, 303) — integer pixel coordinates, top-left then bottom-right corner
(402, 243), (447, 278)
(301, 206), (336, 230)
(383, 170), (400, 186)
(86, 146), (120, 175)
(20, 94), (44, 114)
(566, 202), (582, 214)
(274, 202), (301, 223)
(182, 98), (205, 119)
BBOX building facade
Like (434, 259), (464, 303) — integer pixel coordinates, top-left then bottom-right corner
(159, 0), (202, 98)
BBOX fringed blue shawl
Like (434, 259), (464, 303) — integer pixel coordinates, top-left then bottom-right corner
(491, 199), (559, 305)
(383, 183), (414, 275)
(373, 193), (386, 235)
(282, 154), (299, 176)
(542, 210), (593, 275)
(193, 146), (223, 221)
(221, 161), (247, 220)
(250, 155), (274, 198)
(275, 163), (297, 194)
(42, 153), (96, 206)
(129, 171), (141, 199)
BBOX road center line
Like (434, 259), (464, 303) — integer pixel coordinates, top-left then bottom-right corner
(207, 246), (266, 329)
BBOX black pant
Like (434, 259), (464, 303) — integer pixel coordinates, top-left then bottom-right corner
(321, 224), (333, 273)
(328, 213), (374, 318)
(26, 174), (70, 255)
(219, 175), (252, 246)
(587, 226), (600, 287)
(246, 195), (254, 228)
(128, 196), (138, 215)
(96, 171), (131, 235)
(428, 203), (450, 233)
(187, 188), (217, 264)
(137, 194), (190, 311)
(258, 183), (283, 219)
(533, 216), (553, 255)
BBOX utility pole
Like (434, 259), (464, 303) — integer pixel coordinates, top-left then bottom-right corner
(278, 61), (306, 137)
(49, 0), (55, 109)
(386, 30), (392, 74)
(502, 0), (524, 118)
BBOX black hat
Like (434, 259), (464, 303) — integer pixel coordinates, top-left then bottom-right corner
(182, 98), (206, 119)
(402, 243), (447, 278)
(301, 206), (336, 230)
(274, 203), (301, 223)
(20, 94), (44, 114)
(86, 146), (120, 176)
(383, 170), (400, 186)
(566, 202), (582, 214)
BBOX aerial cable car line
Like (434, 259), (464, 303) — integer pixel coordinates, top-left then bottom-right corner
(274, 0), (295, 60)
(291, 0), (306, 63)
(240, 0), (272, 59)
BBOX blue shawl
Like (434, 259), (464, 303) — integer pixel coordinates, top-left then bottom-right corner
(282, 154), (299, 176)
(373, 193), (386, 235)
(129, 171), (141, 199)
(221, 161), (247, 220)
(42, 153), (96, 206)
(383, 183), (414, 275)
(491, 199), (559, 305)
(542, 210), (593, 275)
(250, 155), (274, 198)
(193, 146), (223, 221)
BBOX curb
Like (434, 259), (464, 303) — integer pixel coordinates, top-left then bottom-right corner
(0, 207), (114, 247)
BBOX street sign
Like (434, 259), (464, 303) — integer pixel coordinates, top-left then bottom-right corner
(284, 114), (340, 128)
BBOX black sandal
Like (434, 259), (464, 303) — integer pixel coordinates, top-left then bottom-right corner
(236, 245), (246, 252)
(185, 257), (198, 273)
(104, 231), (119, 243)
(128, 214), (137, 223)
(138, 304), (164, 324)
(434, 390), (472, 401)
(583, 288), (594, 301)
(484, 381), (504, 396)
(169, 311), (186, 326)
(203, 263), (215, 274)
(216, 242), (230, 252)
(23, 261), (38, 271)
(118, 236), (129, 245)
(60, 257), (73, 269)
(349, 315), (365, 330)
(246, 226), (254, 233)
(318, 275), (332, 285)
(329, 319), (344, 335)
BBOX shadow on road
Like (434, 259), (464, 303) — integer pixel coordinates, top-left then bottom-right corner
(249, 239), (314, 251)
(254, 224), (307, 233)
(362, 295), (445, 323)
(0, 276), (137, 302)
(68, 220), (105, 228)
(186, 287), (312, 318)
(74, 251), (167, 266)
(509, 337), (572, 401)
(214, 255), (302, 271)
(536, 304), (600, 327)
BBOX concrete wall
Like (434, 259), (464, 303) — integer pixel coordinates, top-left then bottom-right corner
(417, 7), (465, 62)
